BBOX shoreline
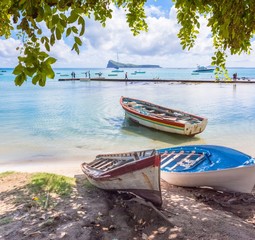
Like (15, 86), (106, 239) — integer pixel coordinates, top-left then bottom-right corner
(0, 158), (84, 177)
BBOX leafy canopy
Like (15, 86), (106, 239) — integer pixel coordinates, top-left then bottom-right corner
(1, 0), (255, 85)
(175, 0), (255, 78)
(1, 0), (147, 86)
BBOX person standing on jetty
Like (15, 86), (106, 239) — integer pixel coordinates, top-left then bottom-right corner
(125, 72), (128, 80)
(71, 72), (76, 79)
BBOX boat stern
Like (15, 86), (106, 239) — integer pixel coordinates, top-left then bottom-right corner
(184, 118), (208, 136)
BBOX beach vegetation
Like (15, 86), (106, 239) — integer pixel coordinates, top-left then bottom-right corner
(28, 172), (75, 208)
(1, 0), (255, 85)
(29, 172), (75, 196)
(0, 216), (13, 226)
(0, 171), (15, 178)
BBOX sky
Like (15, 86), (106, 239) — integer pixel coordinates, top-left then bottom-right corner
(1, 1), (255, 68)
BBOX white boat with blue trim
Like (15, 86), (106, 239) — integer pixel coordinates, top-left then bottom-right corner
(193, 65), (214, 73)
(158, 145), (255, 193)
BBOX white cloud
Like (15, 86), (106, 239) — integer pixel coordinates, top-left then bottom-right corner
(1, 5), (255, 68)
(0, 38), (20, 66)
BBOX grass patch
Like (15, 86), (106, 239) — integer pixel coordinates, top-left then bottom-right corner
(0, 171), (15, 178)
(27, 173), (75, 209)
(29, 173), (75, 196)
(0, 216), (13, 226)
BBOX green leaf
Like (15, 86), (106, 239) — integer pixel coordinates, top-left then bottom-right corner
(50, 34), (55, 46)
(66, 27), (72, 37)
(45, 42), (50, 51)
(78, 16), (85, 36)
(45, 57), (57, 65)
(52, 15), (59, 25)
(56, 28), (61, 40)
(32, 74), (40, 85)
(74, 36), (82, 46)
(12, 64), (23, 75)
(39, 74), (47, 87)
(68, 11), (79, 24)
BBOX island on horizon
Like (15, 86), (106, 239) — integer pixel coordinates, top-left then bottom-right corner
(107, 60), (161, 68)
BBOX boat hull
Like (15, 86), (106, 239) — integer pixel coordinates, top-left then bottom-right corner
(86, 164), (161, 205)
(161, 165), (255, 193)
(159, 145), (255, 193)
(193, 69), (214, 73)
(81, 150), (162, 206)
(121, 96), (207, 136)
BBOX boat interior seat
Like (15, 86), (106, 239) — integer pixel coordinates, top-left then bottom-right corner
(127, 102), (137, 107)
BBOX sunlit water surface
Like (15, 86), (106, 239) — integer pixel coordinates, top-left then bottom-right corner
(1, 68), (255, 167)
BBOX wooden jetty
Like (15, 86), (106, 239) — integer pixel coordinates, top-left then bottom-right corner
(59, 78), (90, 81)
(58, 77), (255, 84)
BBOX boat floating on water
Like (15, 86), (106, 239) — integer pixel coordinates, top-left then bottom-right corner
(81, 149), (162, 206)
(193, 65), (214, 73)
(120, 96), (208, 137)
(158, 145), (255, 193)
(112, 69), (124, 73)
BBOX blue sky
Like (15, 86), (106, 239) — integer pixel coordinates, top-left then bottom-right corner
(0, 1), (255, 68)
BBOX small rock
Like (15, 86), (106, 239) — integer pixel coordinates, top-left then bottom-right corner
(158, 226), (168, 234)
(142, 233), (148, 239)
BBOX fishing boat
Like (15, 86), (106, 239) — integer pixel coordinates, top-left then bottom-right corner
(193, 65), (214, 73)
(158, 145), (255, 193)
(120, 96), (208, 137)
(81, 149), (162, 206)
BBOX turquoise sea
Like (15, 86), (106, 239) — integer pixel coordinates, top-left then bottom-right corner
(1, 67), (255, 172)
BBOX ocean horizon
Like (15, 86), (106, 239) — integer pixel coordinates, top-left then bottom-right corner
(1, 67), (255, 83)
(1, 67), (255, 173)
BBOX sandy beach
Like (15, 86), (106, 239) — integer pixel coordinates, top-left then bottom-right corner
(1, 170), (255, 240)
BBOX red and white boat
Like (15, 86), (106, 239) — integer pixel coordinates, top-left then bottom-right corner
(81, 149), (162, 206)
(120, 96), (207, 137)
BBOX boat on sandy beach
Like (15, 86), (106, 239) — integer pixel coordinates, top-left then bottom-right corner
(81, 149), (162, 206)
(158, 145), (255, 193)
(120, 96), (208, 136)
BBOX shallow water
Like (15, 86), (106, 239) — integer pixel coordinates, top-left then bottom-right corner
(1, 68), (255, 166)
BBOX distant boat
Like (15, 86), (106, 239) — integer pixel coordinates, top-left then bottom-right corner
(135, 71), (146, 74)
(95, 72), (103, 76)
(81, 149), (162, 206)
(108, 73), (118, 76)
(193, 65), (214, 73)
(111, 51), (124, 73)
(112, 69), (124, 73)
(159, 145), (255, 193)
(120, 96), (208, 137)
(60, 74), (69, 76)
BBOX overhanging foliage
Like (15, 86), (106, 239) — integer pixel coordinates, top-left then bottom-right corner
(1, 0), (255, 85)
